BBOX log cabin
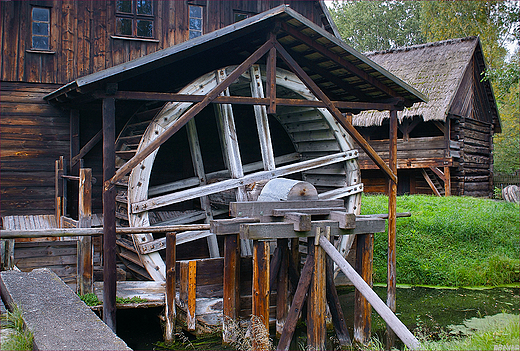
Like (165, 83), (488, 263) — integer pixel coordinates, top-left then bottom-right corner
(353, 37), (500, 197)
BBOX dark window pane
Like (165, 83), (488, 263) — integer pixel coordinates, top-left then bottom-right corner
(234, 13), (248, 22)
(116, 18), (132, 35)
(137, 0), (152, 15)
(116, 0), (132, 13)
(137, 20), (153, 37)
(32, 22), (49, 36)
(189, 30), (201, 40)
(32, 36), (49, 50)
(189, 5), (202, 19)
(189, 18), (202, 31)
(32, 7), (49, 22)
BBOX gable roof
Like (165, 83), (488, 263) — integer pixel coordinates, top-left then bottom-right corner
(45, 5), (426, 109)
(353, 36), (500, 130)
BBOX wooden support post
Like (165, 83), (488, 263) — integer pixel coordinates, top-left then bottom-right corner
(55, 157), (65, 229)
(444, 166), (451, 196)
(307, 233), (327, 351)
(326, 252), (351, 347)
(276, 238), (289, 338)
(102, 97), (117, 332)
(180, 260), (197, 331)
(277, 246), (315, 351)
(354, 233), (374, 344)
(252, 240), (270, 343)
(223, 234), (240, 344)
(77, 168), (93, 295)
(70, 109), (80, 217)
(266, 32), (277, 115)
(387, 109), (398, 347)
(165, 232), (176, 342)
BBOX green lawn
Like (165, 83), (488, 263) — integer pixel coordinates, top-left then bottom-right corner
(360, 195), (520, 287)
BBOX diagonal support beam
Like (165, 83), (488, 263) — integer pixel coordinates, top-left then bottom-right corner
(106, 38), (275, 190)
(274, 40), (397, 184)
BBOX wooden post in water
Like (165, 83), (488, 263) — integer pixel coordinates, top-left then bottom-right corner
(387, 109), (398, 348)
(354, 233), (374, 344)
(165, 232), (176, 342)
(77, 168), (93, 295)
(307, 233), (327, 351)
(223, 233), (241, 344)
(102, 96), (117, 332)
(252, 240), (270, 349)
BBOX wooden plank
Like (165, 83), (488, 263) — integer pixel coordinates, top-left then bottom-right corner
(187, 260), (197, 331)
(165, 233), (176, 341)
(276, 239), (289, 337)
(250, 65), (276, 171)
(77, 168), (93, 295)
(222, 234), (240, 344)
(319, 237), (421, 350)
(307, 234), (326, 351)
(273, 207), (345, 217)
(283, 212), (311, 232)
(241, 218), (385, 240)
(132, 151), (358, 213)
(421, 169), (441, 197)
(252, 240), (270, 337)
(137, 231), (213, 255)
(317, 183), (364, 200)
(230, 199), (343, 218)
(276, 246), (314, 351)
(329, 211), (356, 229)
(210, 218), (260, 235)
(354, 233), (374, 344)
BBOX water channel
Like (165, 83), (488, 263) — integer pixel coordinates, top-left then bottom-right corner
(117, 286), (519, 350)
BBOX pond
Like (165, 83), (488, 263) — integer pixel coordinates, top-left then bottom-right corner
(116, 286), (519, 350)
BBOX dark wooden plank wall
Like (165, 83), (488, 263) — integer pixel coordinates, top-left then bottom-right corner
(1, 83), (69, 216)
(1, 0), (329, 85)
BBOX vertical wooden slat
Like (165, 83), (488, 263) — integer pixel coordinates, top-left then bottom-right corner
(276, 238), (288, 338)
(165, 232), (176, 341)
(187, 260), (197, 331)
(354, 233), (374, 344)
(387, 109), (398, 347)
(307, 234), (326, 351)
(77, 168), (93, 295)
(55, 157), (64, 228)
(266, 33), (277, 114)
(222, 233), (240, 344)
(444, 166), (451, 196)
(252, 240), (270, 338)
(102, 97), (117, 332)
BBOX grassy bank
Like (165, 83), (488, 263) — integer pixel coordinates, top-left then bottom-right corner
(360, 195), (519, 287)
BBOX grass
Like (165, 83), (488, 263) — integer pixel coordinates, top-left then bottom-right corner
(360, 195), (520, 287)
(0, 306), (33, 351)
(78, 293), (148, 306)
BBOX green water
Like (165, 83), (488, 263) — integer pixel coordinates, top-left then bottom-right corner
(118, 286), (519, 350)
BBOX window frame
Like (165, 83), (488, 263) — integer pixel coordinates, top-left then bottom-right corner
(188, 4), (204, 40)
(233, 11), (254, 23)
(115, 0), (155, 39)
(31, 6), (51, 51)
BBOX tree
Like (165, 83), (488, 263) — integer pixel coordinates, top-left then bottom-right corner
(329, 1), (425, 52)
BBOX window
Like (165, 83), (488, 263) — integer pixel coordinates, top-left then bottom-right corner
(32, 7), (50, 50)
(234, 11), (251, 23)
(189, 5), (203, 39)
(116, 0), (154, 38)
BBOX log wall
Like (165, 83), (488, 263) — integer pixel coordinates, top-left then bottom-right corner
(1, 0), (331, 85)
(0, 83), (69, 216)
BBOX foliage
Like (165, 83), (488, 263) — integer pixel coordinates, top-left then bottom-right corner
(361, 195), (520, 286)
(329, 1), (425, 52)
(78, 293), (148, 306)
(1, 306), (34, 351)
(493, 82), (519, 173)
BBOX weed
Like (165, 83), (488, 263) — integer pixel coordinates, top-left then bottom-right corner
(1, 306), (34, 351)
(224, 315), (273, 351)
(78, 293), (148, 306)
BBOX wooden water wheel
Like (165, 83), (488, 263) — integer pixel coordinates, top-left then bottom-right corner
(114, 65), (363, 281)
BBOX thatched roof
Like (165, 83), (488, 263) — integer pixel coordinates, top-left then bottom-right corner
(353, 36), (491, 127)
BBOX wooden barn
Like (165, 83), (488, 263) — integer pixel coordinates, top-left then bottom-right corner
(353, 37), (500, 197)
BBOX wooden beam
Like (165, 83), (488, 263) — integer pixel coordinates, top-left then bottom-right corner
(102, 97), (117, 332)
(165, 233), (176, 341)
(131, 151), (358, 214)
(108, 38), (275, 188)
(273, 40), (397, 184)
(326, 252), (351, 347)
(276, 239), (289, 337)
(77, 168), (93, 295)
(387, 109), (398, 347)
(307, 234), (327, 351)
(266, 33), (277, 114)
(429, 166), (446, 182)
(319, 237), (421, 350)
(421, 169), (441, 197)
(252, 240), (270, 340)
(231, 199), (344, 218)
(71, 130), (102, 167)
(222, 234), (241, 344)
(444, 166), (451, 196)
(354, 233), (374, 344)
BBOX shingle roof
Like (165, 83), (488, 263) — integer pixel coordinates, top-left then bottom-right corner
(353, 36), (484, 126)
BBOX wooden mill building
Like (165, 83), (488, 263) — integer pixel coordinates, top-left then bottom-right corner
(354, 37), (500, 197)
(0, 0), (340, 218)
